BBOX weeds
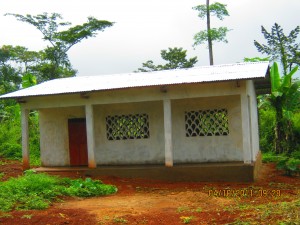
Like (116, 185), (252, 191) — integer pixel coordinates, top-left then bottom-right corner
(113, 217), (127, 224)
(180, 216), (193, 224)
(21, 214), (33, 219)
(0, 170), (117, 211)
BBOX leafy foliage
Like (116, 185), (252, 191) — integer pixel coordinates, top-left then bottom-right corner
(0, 46), (23, 94)
(6, 13), (114, 82)
(193, 2), (229, 20)
(259, 62), (300, 154)
(62, 177), (117, 197)
(0, 170), (117, 212)
(193, 27), (230, 46)
(276, 157), (300, 176)
(136, 47), (197, 72)
(262, 152), (286, 163)
(0, 105), (40, 166)
(258, 109), (275, 152)
(254, 23), (300, 75)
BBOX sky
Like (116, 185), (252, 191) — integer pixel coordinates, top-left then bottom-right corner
(0, 0), (300, 76)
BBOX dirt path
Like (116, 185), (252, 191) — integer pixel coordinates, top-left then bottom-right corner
(60, 191), (234, 220)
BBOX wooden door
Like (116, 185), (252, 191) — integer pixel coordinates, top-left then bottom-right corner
(68, 118), (88, 166)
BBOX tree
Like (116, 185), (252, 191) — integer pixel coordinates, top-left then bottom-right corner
(254, 24), (300, 154)
(193, 1), (230, 65)
(136, 47), (198, 72)
(254, 23), (300, 75)
(0, 46), (22, 94)
(6, 13), (114, 82)
(259, 62), (299, 154)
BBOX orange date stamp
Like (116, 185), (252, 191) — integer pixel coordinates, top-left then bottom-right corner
(208, 188), (281, 198)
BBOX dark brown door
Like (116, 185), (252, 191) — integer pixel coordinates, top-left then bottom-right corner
(68, 118), (88, 166)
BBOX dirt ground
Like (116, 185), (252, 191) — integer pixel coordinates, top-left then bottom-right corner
(0, 158), (299, 225)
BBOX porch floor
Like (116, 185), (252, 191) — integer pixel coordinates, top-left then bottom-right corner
(35, 162), (257, 182)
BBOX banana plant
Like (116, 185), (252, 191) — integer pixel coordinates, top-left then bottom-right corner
(263, 62), (300, 154)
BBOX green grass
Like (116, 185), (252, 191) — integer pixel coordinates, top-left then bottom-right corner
(262, 152), (287, 163)
(0, 170), (117, 212)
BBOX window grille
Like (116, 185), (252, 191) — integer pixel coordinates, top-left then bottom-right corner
(185, 109), (229, 137)
(106, 114), (150, 140)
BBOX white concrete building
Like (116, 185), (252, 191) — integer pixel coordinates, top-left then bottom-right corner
(0, 62), (270, 181)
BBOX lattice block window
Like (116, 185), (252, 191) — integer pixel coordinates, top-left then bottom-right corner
(185, 109), (229, 137)
(106, 114), (150, 140)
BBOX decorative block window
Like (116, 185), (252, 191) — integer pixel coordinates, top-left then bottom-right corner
(185, 109), (229, 137)
(106, 114), (150, 140)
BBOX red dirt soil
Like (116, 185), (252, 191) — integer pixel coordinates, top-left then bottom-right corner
(0, 158), (299, 225)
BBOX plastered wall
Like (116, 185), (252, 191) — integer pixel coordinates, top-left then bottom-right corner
(93, 101), (165, 165)
(172, 95), (243, 163)
(39, 107), (85, 166)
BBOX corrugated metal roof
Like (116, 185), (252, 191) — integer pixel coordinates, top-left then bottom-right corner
(0, 62), (270, 99)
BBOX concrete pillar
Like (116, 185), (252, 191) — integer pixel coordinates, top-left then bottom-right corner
(163, 99), (173, 167)
(85, 104), (96, 168)
(240, 94), (252, 164)
(21, 107), (30, 170)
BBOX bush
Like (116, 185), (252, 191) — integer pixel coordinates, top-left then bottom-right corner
(62, 177), (118, 197)
(262, 152), (286, 163)
(259, 109), (275, 152)
(0, 170), (117, 212)
(0, 143), (22, 159)
(0, 105), (41, 166)
(276, 157), (300, 176)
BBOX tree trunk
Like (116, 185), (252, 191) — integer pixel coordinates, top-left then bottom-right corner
(206, 0), (214, 65)
(274, 98), (285, 154)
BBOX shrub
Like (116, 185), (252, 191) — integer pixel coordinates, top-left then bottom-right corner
(0, 106), (41, 166)
(276, 157), (300, 176)
(0, 170), (117, 212)
(62, 177), (118, 197)
(262, 152), (286, 163)
(258, 109), (275, 152)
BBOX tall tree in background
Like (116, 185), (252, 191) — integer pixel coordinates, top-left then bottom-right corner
(136, 47), (198, 72)
(254, 23), (300, 75)
(193, 0), (230, 65)
(6, 13), (113, 82)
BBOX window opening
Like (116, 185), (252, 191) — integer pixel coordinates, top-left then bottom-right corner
(106, 114), (150, 140)
(185, 109), (229, 137)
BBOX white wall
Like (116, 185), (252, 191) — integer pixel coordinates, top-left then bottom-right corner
(172, 95), (243, 163)
(39, 107), (85, 166)
(93, 101), (165, 165)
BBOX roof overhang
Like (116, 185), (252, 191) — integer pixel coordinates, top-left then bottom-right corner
(0, 62), (271, 100)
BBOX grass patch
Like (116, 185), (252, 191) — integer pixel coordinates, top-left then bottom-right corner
(0, 170), (117, 212)
(262, 152), (286, 163)
(180, 216), (193, 224)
